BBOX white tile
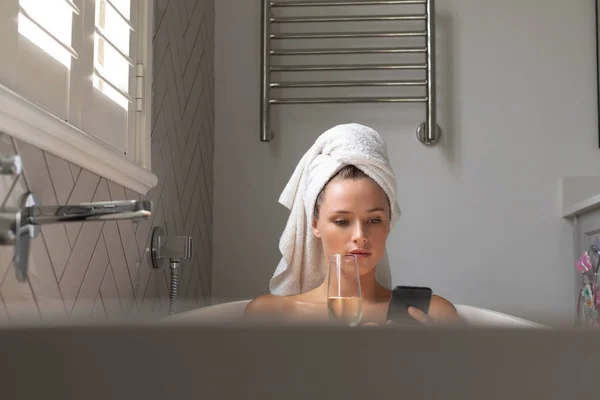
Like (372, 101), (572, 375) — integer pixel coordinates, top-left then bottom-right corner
(151, 107), (168, 166)
(139, 268), (158, 316)
(40, 224), (71, 280)
(181, 142), (201, 214)
(0, 299), (8, 321)
(124, 188), (141, 202)
(70, 234), (109, 318)
(178, 257), (193, 302)
(102, 223), (136, 313)
(184, 0), (202, 59)
(181, 62), (204, 136)
(44, 151), (74, 204)
(184, 182), (200, 234)
(164, 112), (184, 198)
(177, 0), (188, 33)
(16, 140), (59, 206)
(180, 113), (200, 178)
(90, 292), (107, 320)
(185, 261), (199, 306)
(162, 49), (182, 120)
(152, 28), (169, 84)
(0, 133), (16, 156)
(169, 186), (184, 237)
(159, 200), (174, 242)
(100, 265), (123, 318)
(0, 173), (27, 210)
(166, 2), (187, 81)
(69, 163), (81, 182)
(156, 268), (169, 315)
(27, 233), (67, 319)
(1, 270), (40, 321)
(0, 246), (14, 289)
(192, 221), (209, 297)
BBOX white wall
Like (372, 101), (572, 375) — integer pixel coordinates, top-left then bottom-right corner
(213, 0), (600, 321)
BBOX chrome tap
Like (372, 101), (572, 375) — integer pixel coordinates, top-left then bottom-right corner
(0, 192), (152, 282)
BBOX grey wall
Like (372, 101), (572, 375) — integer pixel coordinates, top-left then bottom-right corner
(212, 0), (600, 321)
(0, 0), (215, 321)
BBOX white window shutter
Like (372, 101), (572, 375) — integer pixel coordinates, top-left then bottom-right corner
(80, 0), (136, 156)
(15, 0), (78, 120)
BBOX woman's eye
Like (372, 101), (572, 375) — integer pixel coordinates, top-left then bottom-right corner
(334, 220), (348, 226)
(369, 218), (382, 224)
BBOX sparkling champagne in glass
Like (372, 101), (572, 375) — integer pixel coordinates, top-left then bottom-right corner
(327, 254), (363, 327)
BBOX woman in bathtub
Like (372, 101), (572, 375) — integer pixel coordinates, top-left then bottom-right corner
(245, 124), (460, 326)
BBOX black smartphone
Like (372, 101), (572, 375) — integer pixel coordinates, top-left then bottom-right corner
(386, 286), (432, 325)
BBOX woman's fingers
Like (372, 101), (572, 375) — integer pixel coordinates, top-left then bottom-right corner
(407, 306), (435, 326)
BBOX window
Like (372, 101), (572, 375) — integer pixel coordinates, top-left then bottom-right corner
(0, 0), (155, 194)
(18, 0), (76, 68)
(94, 0), (132, 110)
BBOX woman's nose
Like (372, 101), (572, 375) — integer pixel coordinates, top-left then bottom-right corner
(352, 223), (368, 244)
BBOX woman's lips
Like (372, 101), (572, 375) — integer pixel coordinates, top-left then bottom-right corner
(348, 250), (372, 257)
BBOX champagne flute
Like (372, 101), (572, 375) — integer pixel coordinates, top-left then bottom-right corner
(327, 254), (363, 327)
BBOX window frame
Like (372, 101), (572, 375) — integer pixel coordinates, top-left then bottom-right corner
(0, 0), (156, 195)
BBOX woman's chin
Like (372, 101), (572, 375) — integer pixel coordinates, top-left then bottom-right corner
(357, 261), (377, 275)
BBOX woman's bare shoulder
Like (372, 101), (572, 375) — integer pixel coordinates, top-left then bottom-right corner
(244, 294), (293, 317)
(430, 294), (461, 323)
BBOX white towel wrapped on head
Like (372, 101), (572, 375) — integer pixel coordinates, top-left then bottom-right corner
(269, 123), (401, 296)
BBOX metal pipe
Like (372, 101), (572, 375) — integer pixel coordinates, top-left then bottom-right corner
(271, 47), (426, 55)
(425, 0), (436, 143)
(270, 0), (426, 6)
(271, 80), (426, 88)
(271, 63), (426, 71)
(270, 96), (427, 104)
(271, 31), (425, 39)
(270, 15), (426, 23)
(260, 0), (272, 142)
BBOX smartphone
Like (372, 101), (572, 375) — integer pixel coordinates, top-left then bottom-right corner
(386, 286), (433, 325)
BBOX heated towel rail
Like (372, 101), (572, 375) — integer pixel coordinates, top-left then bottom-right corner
(260, 0), (442, 146)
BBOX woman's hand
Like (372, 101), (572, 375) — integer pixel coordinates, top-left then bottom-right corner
(406, 306), (435, 326)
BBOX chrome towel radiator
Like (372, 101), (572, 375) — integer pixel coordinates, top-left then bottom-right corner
(260, 0), (442, 146)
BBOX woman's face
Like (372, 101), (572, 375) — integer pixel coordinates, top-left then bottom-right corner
(312, 177), (391, 274)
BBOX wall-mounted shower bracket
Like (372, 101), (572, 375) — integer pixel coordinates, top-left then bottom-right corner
(151, 227), (193, 314)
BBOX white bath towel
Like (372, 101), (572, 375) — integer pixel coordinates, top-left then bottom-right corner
(269, 123), (401, 296)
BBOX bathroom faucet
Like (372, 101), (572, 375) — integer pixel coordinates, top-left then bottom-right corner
(0, 192), (152, 282)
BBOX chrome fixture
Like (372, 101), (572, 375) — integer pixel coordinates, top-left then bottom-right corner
(150, 227), (192, 315)
(0, 192), (152, 282)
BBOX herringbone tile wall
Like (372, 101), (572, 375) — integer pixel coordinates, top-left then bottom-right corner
(0, 0), (214, 321)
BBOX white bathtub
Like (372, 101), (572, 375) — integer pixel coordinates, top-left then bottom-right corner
(167, 299), (546, 328)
